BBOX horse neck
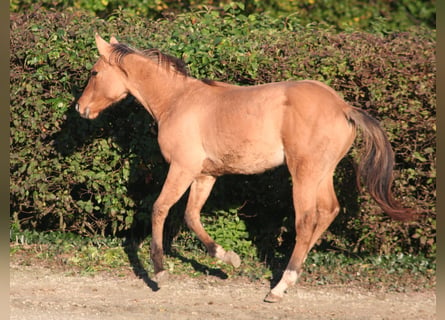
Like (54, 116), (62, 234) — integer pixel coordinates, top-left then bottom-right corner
(123, 54), (191, 123)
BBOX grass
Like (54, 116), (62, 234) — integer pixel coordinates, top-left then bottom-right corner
(10, 228), (435, 292)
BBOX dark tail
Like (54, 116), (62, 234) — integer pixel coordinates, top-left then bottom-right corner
(346, 107), (414, 221)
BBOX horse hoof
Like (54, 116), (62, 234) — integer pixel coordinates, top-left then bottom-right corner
(153, 270), (169, 284)
(225, 251), (241, 268)
(263, 292), (283, 303)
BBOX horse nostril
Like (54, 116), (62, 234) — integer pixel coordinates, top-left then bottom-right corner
(76, 104), (90, 119)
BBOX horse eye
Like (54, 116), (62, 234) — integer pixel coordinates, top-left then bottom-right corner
(91, 70), (98, 76)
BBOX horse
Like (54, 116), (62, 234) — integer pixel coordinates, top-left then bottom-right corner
(75, 34), (413, 302)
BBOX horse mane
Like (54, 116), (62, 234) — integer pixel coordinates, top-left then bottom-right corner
(110, 43), (228, 87)
(110, 43), (189, 76)
(143, 49), (189, 76)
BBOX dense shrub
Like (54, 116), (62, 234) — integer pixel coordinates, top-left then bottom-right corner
(10, 0), (435, 32)
(10, 8), (435, 259)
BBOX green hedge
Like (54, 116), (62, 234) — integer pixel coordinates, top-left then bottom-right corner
(10, 7), (435, 259)
(10, 0), (435, 32)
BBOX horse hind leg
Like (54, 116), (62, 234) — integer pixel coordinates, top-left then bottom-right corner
(308, 175), (340, 249)
(264, 168), (318, 302)
(265, 166), (339, 302)
(184, 175), (241, 268)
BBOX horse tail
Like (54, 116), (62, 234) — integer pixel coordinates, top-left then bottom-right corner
(346, 107), (414, 221)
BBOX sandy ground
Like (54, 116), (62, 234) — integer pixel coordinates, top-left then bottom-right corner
(10, 261), (435, 320)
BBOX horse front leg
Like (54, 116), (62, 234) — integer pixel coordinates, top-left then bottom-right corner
(150, 164), (195, 282)
(184, 175), (241, 268)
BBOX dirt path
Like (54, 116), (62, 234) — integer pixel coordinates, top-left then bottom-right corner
(10, 262), (435, 320)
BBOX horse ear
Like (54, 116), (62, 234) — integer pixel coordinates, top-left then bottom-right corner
(110, 36), (119, 44)
(95, 33), (113, 61)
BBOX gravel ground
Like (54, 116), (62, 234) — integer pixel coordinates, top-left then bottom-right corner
(10, 262), (436, 320)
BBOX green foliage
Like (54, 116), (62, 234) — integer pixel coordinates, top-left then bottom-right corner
(202, 209), (257, 258)
(10, 0), (435, 32)
(10, 7), (435, 262)
(10, 229), (435, 289)
(302, 250), (435, 289)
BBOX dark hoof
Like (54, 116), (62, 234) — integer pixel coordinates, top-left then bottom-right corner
(263, 291), (283, 303)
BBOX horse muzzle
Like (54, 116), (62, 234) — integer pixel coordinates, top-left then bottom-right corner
(75, 103), (90, 119)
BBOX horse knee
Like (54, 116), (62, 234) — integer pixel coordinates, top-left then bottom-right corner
(151, 202), (171, 227)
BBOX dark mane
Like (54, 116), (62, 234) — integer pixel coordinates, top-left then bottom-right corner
(143, 49), (189, 76)
(110, 43), (189, 76)
(110, 43), (136, 64)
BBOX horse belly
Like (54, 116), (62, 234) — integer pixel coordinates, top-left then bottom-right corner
(202, 145), (285, 176)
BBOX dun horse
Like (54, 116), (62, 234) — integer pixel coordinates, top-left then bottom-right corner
(75, 34), (412, 302)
